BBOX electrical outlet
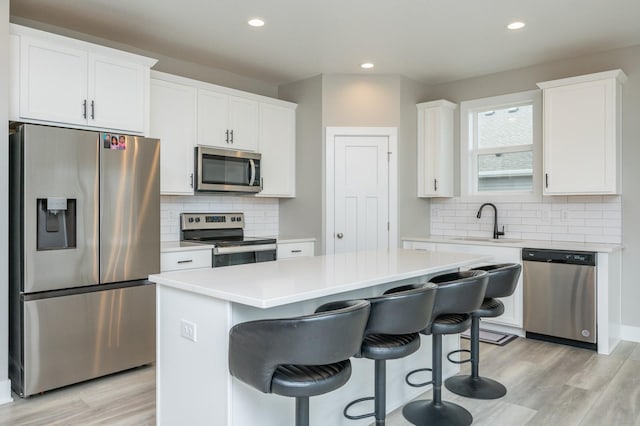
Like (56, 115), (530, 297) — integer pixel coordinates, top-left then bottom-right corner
(180, 319), (197, 342)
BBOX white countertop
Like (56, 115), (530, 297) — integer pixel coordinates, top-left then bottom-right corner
(403, 235), (622, 253)
(277, 237), (316, 244)
(149, 249), (489, 308)
(160, 241), (214, 253)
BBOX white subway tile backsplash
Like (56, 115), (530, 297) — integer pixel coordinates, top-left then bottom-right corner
(431, 197), (621, 244)
(160, 195), (279, 241)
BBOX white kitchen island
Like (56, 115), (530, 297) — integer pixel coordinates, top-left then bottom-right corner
(149, 248), (490, 426)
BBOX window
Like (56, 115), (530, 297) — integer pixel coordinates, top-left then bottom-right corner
(460, 90), (542, 201)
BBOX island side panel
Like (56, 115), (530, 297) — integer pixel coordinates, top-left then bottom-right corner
(157, 285), (232, 426)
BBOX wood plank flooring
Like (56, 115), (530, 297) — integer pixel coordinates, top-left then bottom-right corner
(0, 338), (638, 425)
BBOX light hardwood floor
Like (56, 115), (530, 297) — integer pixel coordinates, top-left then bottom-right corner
(0, 338), (638, 425)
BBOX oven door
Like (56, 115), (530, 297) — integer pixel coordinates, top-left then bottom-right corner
(213, 244), (277, 267)
(196, 146), (262, 193)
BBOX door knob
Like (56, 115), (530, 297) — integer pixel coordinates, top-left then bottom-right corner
(336, 233), (343, 239)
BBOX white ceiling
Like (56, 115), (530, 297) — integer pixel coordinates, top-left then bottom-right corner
(10, 0), (640, 86)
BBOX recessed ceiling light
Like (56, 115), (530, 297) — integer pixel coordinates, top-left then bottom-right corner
(507, 21), (526, 30)
(248, 18), (265, 27)
(361, 62), (374, 69)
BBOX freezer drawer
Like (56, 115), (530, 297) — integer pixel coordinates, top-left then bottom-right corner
(18, 283), (155, 397)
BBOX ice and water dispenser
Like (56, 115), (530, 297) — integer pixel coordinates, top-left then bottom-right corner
(36, 197), (77, 250)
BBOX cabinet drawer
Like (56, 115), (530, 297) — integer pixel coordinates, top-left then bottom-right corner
(161, 250), (211, 272)
(277, 242), (314, 259)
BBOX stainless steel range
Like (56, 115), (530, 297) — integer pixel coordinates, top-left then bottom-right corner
(180, 213), (277, 267)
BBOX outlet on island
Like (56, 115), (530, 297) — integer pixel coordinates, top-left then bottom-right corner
(180, 319), (197, 342)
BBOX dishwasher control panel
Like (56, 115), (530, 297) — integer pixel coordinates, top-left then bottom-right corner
(522, 248), (596, 266)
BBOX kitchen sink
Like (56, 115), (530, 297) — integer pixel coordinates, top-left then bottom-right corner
(451, 237), (523, 244)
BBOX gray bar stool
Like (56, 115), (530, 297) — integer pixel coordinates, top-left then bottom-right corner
(402, 270), (488, 426)
(342, 283), (438, 425)
(228, 299), (371, 426)
(445, 263), (522, 399)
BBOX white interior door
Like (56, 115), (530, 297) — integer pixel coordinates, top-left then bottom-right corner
(333, 134), (389, 254)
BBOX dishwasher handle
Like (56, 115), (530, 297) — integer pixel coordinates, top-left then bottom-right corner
(522, 248), (596, 266)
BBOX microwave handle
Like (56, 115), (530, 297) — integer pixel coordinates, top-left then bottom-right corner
(249, 159), (256, 186)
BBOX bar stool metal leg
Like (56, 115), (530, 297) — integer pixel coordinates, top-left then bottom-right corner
(295, 396), (309, 426)
(445, 316), (507, 399)
(402, 334), (473, 426)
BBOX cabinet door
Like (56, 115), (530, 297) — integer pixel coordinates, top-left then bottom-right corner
(150, 79), (197, 195)
(19, 36), (88, 126)
(197, 89), (229, 148)
(89, 54), (146, 133)
(257, 103), (295, 197)
(543, 79), (617, 194)
(417, 101), (455, 197)
(228, 96), (259, 151)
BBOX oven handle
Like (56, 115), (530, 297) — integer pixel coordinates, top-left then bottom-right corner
(214, 243), (277, 255)
(249, 159), (256, 186)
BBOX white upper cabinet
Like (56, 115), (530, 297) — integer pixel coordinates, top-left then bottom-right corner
(416, 100), (456, 197)
(257, 103), (297, 197)
(150, 71), (298, 198)
(10, 24), (156, 135)
(150, 76), (197, 195)
(197, 90), (259, 152)
(538, 70), (626, 195)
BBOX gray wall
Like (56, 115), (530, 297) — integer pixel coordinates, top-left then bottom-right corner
(1, 0), (9, 402)
(399, 76), (432, 239)
(278, 76), (325, 253)
(429, 44), (640, 328)
(278, 74), (432, 251)
(10, 17), (279, 97)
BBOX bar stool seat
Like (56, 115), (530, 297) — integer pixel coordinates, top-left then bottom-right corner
(228, 299), (371, 426)
(431, 313), (472, 335)
(444, 263), (521, 401)
(271, 360), (352, 397)
(361, 333), (421, 360)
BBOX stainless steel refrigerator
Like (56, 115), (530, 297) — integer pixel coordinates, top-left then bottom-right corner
(9, 123), (159, 397)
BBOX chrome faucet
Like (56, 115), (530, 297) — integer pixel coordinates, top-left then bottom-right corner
(476, 203), (505, 239)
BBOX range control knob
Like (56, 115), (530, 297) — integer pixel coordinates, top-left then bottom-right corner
(195, 217), (201, 223)
(188, 217), (194, 223)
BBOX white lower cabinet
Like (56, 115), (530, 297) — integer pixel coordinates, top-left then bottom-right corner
(161, 250), (212, 272)
(403, 240), (523, 329)
(277, 241), (315, 259)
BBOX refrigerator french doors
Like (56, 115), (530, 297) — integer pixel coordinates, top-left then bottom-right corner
(9, 124), (159, 397)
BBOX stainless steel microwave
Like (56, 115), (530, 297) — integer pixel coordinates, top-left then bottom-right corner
(195, 146), (262, 193)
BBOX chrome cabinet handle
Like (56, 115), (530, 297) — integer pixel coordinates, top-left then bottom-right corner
(291, 249), (302, 253)
(190, 173), (194, 188)
(337, 233), (343, 239)
(177, 259), (193, 264)
(91, 100), (95, 119)
(434, 179), (438, 192)
(225, 130), (229, 143)
(83, 100), (87, 119)
(230, 129), (234, 144)
(545, 173), (549, 188)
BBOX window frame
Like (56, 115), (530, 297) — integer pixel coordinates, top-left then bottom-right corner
(460, 89), (542, 202)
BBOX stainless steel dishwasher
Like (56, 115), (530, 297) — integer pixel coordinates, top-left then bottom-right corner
(522, 248), (597, 350)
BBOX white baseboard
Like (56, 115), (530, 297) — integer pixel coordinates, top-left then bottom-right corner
(621, 325), (640, 343)
(0, 379), (13, 405)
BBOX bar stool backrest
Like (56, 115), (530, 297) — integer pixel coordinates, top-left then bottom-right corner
(429, 271), (488, 318)
(471, 263), (521, 299)
(363, 283), (438, 336)
(228, 299), (370, 394)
